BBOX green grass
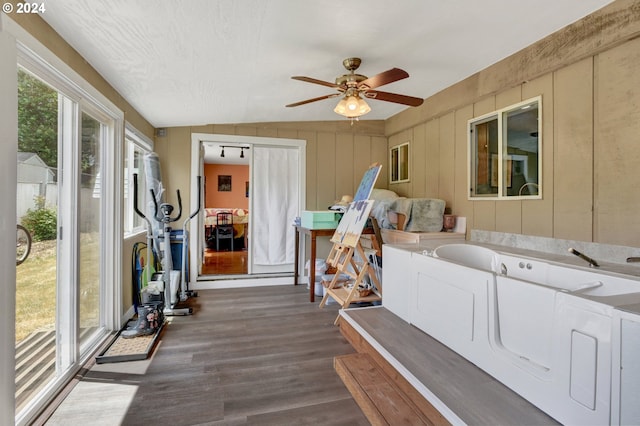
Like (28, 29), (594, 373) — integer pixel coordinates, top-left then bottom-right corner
(15, 240), (57, 342)
(15, 234), (100, 343)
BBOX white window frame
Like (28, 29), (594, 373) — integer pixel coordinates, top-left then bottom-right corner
(467, 96), (542, 200)
(124, 124), (153, 236)
(389, 142), (410, 184)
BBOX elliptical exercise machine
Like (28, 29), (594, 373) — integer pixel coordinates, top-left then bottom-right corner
(150, 184), (192, 316)
(133, 172), (201, 317)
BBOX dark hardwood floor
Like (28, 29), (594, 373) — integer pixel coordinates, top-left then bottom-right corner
(43, 285), (369, 425)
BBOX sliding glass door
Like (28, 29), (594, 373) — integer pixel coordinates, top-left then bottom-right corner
(15, 62), (116, 424)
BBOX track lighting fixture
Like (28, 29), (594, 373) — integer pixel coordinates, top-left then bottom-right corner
(219, 145), (250, 158)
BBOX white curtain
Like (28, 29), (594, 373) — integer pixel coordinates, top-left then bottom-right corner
(252, 146), (299, 265)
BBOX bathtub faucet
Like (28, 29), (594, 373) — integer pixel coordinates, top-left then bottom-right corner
(568, 248), (599, 268)
(627, 257), (640, 263)
(500, 263), (508, 275)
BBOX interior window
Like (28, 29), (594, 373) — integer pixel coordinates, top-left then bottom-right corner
(124, 128), (152, 234)
(390, 142), (410, 184)
(469, 97), (541, 199)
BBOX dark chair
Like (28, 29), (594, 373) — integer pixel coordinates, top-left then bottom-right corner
(215, 212), (234, 251)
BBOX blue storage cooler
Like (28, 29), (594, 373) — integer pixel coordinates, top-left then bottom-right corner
(170, 230), (184, 272)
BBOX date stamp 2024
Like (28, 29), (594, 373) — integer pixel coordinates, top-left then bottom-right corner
(3, 2), (46, 14)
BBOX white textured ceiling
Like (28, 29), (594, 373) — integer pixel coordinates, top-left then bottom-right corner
(41, 0), (613, 127)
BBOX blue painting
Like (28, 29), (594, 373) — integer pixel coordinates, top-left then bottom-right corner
(353, 163), (382, 201)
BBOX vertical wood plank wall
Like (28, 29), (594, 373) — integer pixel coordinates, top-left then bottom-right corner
(384, 0), (640, 247)
(155, 121), (387, 220)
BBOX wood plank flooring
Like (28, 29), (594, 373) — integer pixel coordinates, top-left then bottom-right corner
(43, 285), (369, 425)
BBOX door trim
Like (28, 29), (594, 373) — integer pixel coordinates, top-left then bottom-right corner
(190, 133), (306, 284)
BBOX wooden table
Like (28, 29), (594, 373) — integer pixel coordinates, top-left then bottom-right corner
(294, 224), (374, 302)
(294, 225), (336, 302)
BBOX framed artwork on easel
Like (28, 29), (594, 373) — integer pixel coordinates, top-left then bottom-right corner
(330, 199), (375, 248)
(353, 163), (382, 201)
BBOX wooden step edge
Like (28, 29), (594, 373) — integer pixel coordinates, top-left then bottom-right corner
(338, 317), (451, 426)
(335, 354), (388, 426)
(335, 353), (432, 426)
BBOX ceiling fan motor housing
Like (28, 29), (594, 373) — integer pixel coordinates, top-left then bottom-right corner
(335, 74), (367, 87)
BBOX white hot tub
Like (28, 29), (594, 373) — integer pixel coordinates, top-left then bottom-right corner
(405, 243), (640, 425)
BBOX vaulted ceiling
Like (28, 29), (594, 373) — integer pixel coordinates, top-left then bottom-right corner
(41, 0), (614, 127)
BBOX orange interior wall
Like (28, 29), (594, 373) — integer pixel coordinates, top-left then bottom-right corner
(204, 164), (249, 208)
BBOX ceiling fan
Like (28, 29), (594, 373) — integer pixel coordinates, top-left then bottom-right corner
(286, 57), (424, 119)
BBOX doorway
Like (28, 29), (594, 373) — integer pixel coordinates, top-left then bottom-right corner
(190, 133), (305, 287)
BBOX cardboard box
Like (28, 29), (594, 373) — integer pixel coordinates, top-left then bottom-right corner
(301, 210), (340, 229)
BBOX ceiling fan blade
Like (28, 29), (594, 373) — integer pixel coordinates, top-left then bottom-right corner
(291, 76), (341, 89)
(359, 68), (409, 90)
(364, 90), (424, 107)
(286, 93), (339, 108)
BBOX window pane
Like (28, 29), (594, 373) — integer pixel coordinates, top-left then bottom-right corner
(399, 144), (409, 181)
(79, 112), (101, 346)
(132, 145), (146, 229)
(16, 69), (59, 412)
(391, 147), (399, 182)
(124, 137), (148, 233)
(472, 117), (499, 196)
(503, 101), (540, 196)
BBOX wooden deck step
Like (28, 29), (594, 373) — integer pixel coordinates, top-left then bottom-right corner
(334, 352), (432, 426)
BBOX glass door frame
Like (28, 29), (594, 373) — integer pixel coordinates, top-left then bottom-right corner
(4, 22), (124, 424)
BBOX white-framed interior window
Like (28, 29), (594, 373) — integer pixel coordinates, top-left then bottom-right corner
(390, 142), (410, 184)
(468, 96), (542, 200)
(124, 125), (153, 235)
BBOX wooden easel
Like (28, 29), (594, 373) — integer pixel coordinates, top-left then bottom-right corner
(319, 163), (383, 323)
(319, 239), (382, 323)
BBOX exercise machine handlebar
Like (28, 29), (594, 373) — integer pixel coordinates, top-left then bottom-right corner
(150, 188), (182, 223)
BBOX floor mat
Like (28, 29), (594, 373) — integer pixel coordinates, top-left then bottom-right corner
(95, 322), (164, 364)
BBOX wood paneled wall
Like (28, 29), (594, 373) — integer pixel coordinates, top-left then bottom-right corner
(384, 0), (640, 247)
(155, 121), (387, 222)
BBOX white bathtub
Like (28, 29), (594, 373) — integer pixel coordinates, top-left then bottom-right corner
(409, 243), (640, 425)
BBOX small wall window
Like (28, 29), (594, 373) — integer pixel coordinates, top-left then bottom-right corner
(124, 125), (153, 235)
(390, 142), (410, 183)
(468, 96), (541, 199)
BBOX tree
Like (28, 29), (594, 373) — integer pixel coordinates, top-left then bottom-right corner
(17, 69), (59, 169)
(18, 69), (101, 188)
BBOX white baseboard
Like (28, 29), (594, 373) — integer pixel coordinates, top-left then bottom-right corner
(192, 276), (300, 290)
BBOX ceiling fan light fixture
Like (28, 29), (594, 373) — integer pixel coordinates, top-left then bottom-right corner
(334, 94), (371, 118)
